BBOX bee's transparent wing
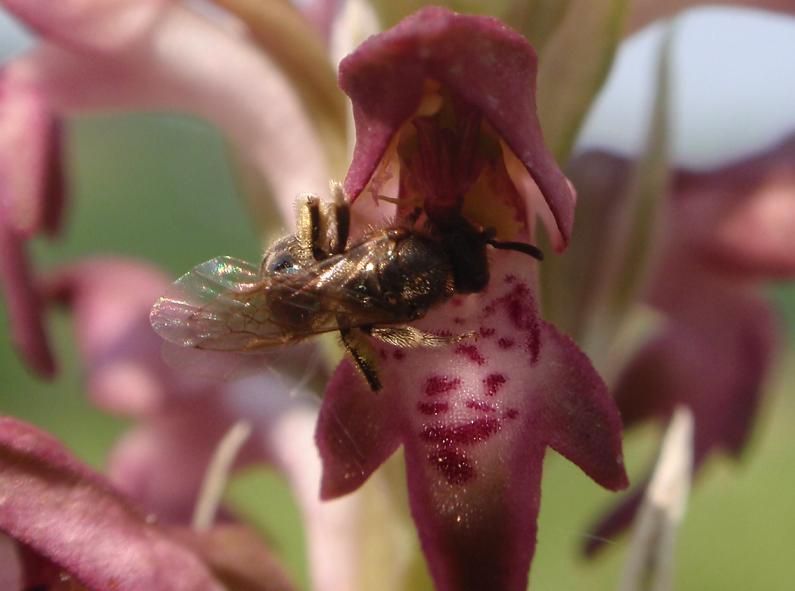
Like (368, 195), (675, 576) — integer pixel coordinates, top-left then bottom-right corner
(152, 244), (403, 354)
(150, 256), (286, 351)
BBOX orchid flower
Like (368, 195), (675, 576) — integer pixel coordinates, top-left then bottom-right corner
(568, 136), (795, 553)
(313, 8), (627, 591)
(0, 0), (343, 380)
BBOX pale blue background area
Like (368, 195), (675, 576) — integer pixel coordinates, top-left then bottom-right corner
(580, 7), (795, 166)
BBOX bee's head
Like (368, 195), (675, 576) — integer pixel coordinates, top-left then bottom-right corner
(436, 217), (490, 294)
(261, 236), (306, 276)
(437, 215), (544, 294)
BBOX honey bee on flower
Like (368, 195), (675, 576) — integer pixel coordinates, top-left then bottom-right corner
(150, 183), (543, 391)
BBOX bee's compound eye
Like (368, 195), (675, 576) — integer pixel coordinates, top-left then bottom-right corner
(264, 251), (299, 275)
(262, 236), (304, 276)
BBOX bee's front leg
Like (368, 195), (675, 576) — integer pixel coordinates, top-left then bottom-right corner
(324, 181), (350, 255)
(296, 193), (322, 260)
(295, 182), (350, 261)
(339, 326), (382, 392)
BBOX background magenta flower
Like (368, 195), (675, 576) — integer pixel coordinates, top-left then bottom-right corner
(46, 257), (365, 591)
(0, 72), (64, 377)
(0, 416), (226, 590)
(0, 0), (342, 378)
(562, 136), (795, 554)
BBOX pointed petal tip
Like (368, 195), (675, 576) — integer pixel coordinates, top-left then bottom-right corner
(0, 227), (58, 379)
(535, 321), (628, 491)
(0, 71), (67, 238)
(315, 360), (401, 500)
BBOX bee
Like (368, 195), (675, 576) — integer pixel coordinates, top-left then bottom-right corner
(150, 184), (543, 391)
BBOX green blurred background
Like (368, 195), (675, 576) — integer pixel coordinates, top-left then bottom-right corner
(1, 112), (794, 591)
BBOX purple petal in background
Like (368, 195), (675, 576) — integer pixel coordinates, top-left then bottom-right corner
(0, 417), (223, 591)
(0, 226), (55, 376)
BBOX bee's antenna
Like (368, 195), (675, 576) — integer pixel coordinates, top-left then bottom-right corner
(486, 238), (544, 261)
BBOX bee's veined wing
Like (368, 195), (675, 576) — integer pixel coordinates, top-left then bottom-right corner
(152, 242), (405, 352)
(150, 256), (288, 351)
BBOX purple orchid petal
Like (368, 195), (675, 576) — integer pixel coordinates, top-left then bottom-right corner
(49, 257), (363, 591)
(0, 416), (224, 591)
(1, 0), (170, 53)
(108, 409), (234, 524)
(0, 72), (64, 377)
(6, 1), (328, 223)
(110, 391), (365, 591)
(0, 225), (55, 376)
(566, 142), (790, 555)
(673, 134), (795, 279)
(316, 360), (402, 498)
(46, 258), (212, 414)
(585, 277), (777, 555)
(0, 534), (22, 590)
(0, 73), (66, 237)
(169, 524), (297, 591)
(317, 252), (626, 590)
(339, 6), (574, 247)
(297, 0), (342, 44)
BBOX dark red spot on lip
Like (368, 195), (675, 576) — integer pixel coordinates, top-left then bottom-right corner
(466, 399), (496, 413)
(497, 337), (515, 349)
(483, 284), (537, 328)
(453, 316), (465, 325)
(504, 274), (517, 284)
(455, 344), (486, 365)
(393, 349), (405, 360)
(483, 284), (540, 362)
(502, 284), (536, 330)
(425, 375), (461, 396)
(420, 417), (500, 445)
(428, 449), (474, 485)
(451, 297), (464, 307)
(504, 408), (519, 420)
(483, 373), (506, 396)
(378, 348), (388, 360)
(418, 401), (450, 415)
(479, 326), (495, 338)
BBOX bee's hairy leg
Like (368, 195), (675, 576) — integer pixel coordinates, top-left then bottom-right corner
(296, 193), (322, 259)
(339, 327), (382, 392)
(325, 181), (350, 255)
(368, 326), (474, 348)
(300, 182), (350, 259)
